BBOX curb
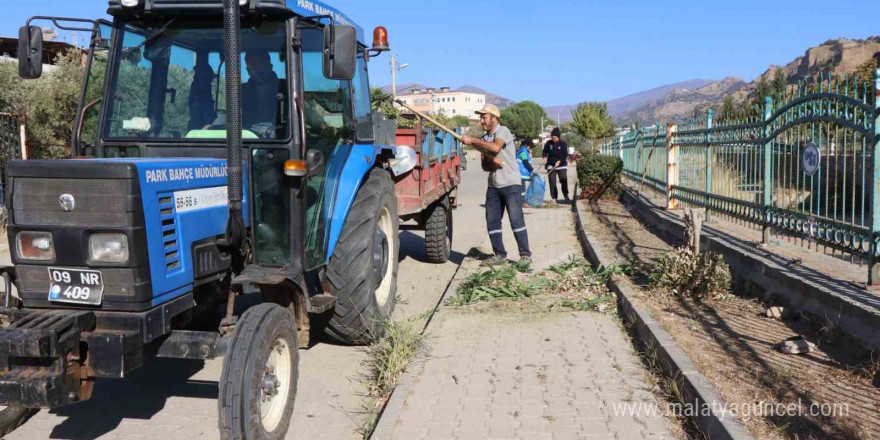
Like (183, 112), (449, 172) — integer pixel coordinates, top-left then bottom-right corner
(369, 243), (483, 440)
(573, 187), (756, 440)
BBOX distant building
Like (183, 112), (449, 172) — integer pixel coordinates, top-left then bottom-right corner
(396, 87), (487, 121)
(0, 37), (88, 68)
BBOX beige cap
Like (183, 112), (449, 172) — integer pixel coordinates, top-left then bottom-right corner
(475, 104), (501, 118)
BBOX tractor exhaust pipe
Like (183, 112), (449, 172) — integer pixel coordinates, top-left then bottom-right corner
(222, 0), (244, 250)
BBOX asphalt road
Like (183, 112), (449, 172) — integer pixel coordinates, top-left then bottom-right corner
(6, 160), (490, 440)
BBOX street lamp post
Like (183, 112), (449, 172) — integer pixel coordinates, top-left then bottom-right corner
(390, 54), (409, 100)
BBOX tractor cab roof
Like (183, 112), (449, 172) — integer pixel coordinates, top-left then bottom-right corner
(106, 0), (366, 43)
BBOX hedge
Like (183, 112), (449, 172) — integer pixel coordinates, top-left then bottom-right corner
(576, 151), (623, 200)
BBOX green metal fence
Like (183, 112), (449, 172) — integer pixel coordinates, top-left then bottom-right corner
(602, 124), (668, 194)
(601, 69), (880, 284)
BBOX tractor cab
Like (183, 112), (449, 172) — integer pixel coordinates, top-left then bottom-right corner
(0, 1), (405, 438)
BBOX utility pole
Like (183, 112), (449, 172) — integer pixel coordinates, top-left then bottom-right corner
(390, 54), (397, 100)
(389, 54), (409, 101)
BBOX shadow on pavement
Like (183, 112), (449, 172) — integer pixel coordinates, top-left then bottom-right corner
(398, 231), (465, 265)
(48, 358), (216, 439)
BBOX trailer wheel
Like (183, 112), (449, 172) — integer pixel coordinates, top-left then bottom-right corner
(424, 196), (452, 264)
(326, 169), (399, 345)
(0, 405), (35, 437)
(219, 303), (298, 440)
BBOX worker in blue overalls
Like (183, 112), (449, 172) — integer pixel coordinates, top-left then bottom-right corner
(517, 140), (534, 207)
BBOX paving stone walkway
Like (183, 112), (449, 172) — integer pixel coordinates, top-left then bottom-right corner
(374, 168), (676, 440)
(378, 311), (675, 440)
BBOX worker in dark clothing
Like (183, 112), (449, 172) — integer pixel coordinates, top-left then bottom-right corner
(242, 51), (281, 138)
(543, 127), (570, 203)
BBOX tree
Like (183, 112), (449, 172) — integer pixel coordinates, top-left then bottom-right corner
(569, 102), (615, 140)
(370, 87), (400, 120)
(499, 101), (547, 140)
(0, 49), (88, 159)
(755, 73), (772, 105)
(448, 115), (471, 129)
(772, 69), (787, 98)
(855, 58), (878, 103)
(721, 96), (735, 117)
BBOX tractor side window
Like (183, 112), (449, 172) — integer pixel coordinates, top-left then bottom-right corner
(300, 27), (354, 269)
(252, 148), (290, 266)
(80, 23), (113, 153)
(352, 54), (373, 141)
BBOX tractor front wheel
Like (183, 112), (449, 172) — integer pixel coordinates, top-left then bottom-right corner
(219, 303), (299, 440)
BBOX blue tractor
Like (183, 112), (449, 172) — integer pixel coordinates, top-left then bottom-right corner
(0, 0), (408, 438)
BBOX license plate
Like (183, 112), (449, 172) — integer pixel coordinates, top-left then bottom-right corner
(47, 268), (104, 306)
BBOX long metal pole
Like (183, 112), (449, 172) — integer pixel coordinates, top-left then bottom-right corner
(762, 96), (774, 245)
(869, 68), (880, 284)
(223, 0), (244, 248)
(390, 54), (397, 100)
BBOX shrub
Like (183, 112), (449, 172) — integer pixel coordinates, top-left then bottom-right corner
(576, 151), (623, 200)
(650, 247), (731, 301)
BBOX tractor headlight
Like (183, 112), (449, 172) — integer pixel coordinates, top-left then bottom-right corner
(120, 0), (140, 7)
(16, 232), (55, 261)
(89, 234), (129, 263)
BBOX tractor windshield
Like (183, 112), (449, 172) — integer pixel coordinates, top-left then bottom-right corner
(103, 18), (289, 141)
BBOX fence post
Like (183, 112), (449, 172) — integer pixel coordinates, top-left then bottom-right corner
(762, 96), (774, 245)
(705, 109), (714, 221)
(870, 69), (880, 285)
(666, 123), (678, 210)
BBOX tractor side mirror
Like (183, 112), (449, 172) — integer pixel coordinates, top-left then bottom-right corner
(18, 26), (44, 79)
(322, 24), (356, 81)
(305, 149), (325, 177)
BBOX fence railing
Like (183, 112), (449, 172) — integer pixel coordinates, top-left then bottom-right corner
(601, 69), (880, 284)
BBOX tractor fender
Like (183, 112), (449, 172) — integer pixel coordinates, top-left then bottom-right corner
(324, 144), (397, 263)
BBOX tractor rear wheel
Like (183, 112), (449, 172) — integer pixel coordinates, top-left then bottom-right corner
(219, 303), (299, 440)
(424, 196), (452, 264)
(325, 169), (399, 345)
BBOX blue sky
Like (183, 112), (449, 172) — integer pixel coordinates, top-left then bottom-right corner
(1, 0), (877, 106)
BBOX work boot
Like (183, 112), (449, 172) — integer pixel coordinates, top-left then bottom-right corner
(481, 255), (508, 268)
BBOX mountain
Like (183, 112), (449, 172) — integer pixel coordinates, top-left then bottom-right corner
(618, 36), (880, 124)
(618, 77), (748, 125)
(544, 79), (714, 125)
(379, 83), (515, 109)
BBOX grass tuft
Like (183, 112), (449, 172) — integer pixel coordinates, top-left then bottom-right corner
(357, 317), (426, 438)
(448, 266), (548, 305)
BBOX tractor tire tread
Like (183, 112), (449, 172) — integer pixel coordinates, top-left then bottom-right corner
(325, 169), (398, 345)
(424, 197), (451, 263)
(219, 303), (298, 440)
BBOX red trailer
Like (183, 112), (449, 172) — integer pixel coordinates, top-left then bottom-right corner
(392, 122), (463, 263)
